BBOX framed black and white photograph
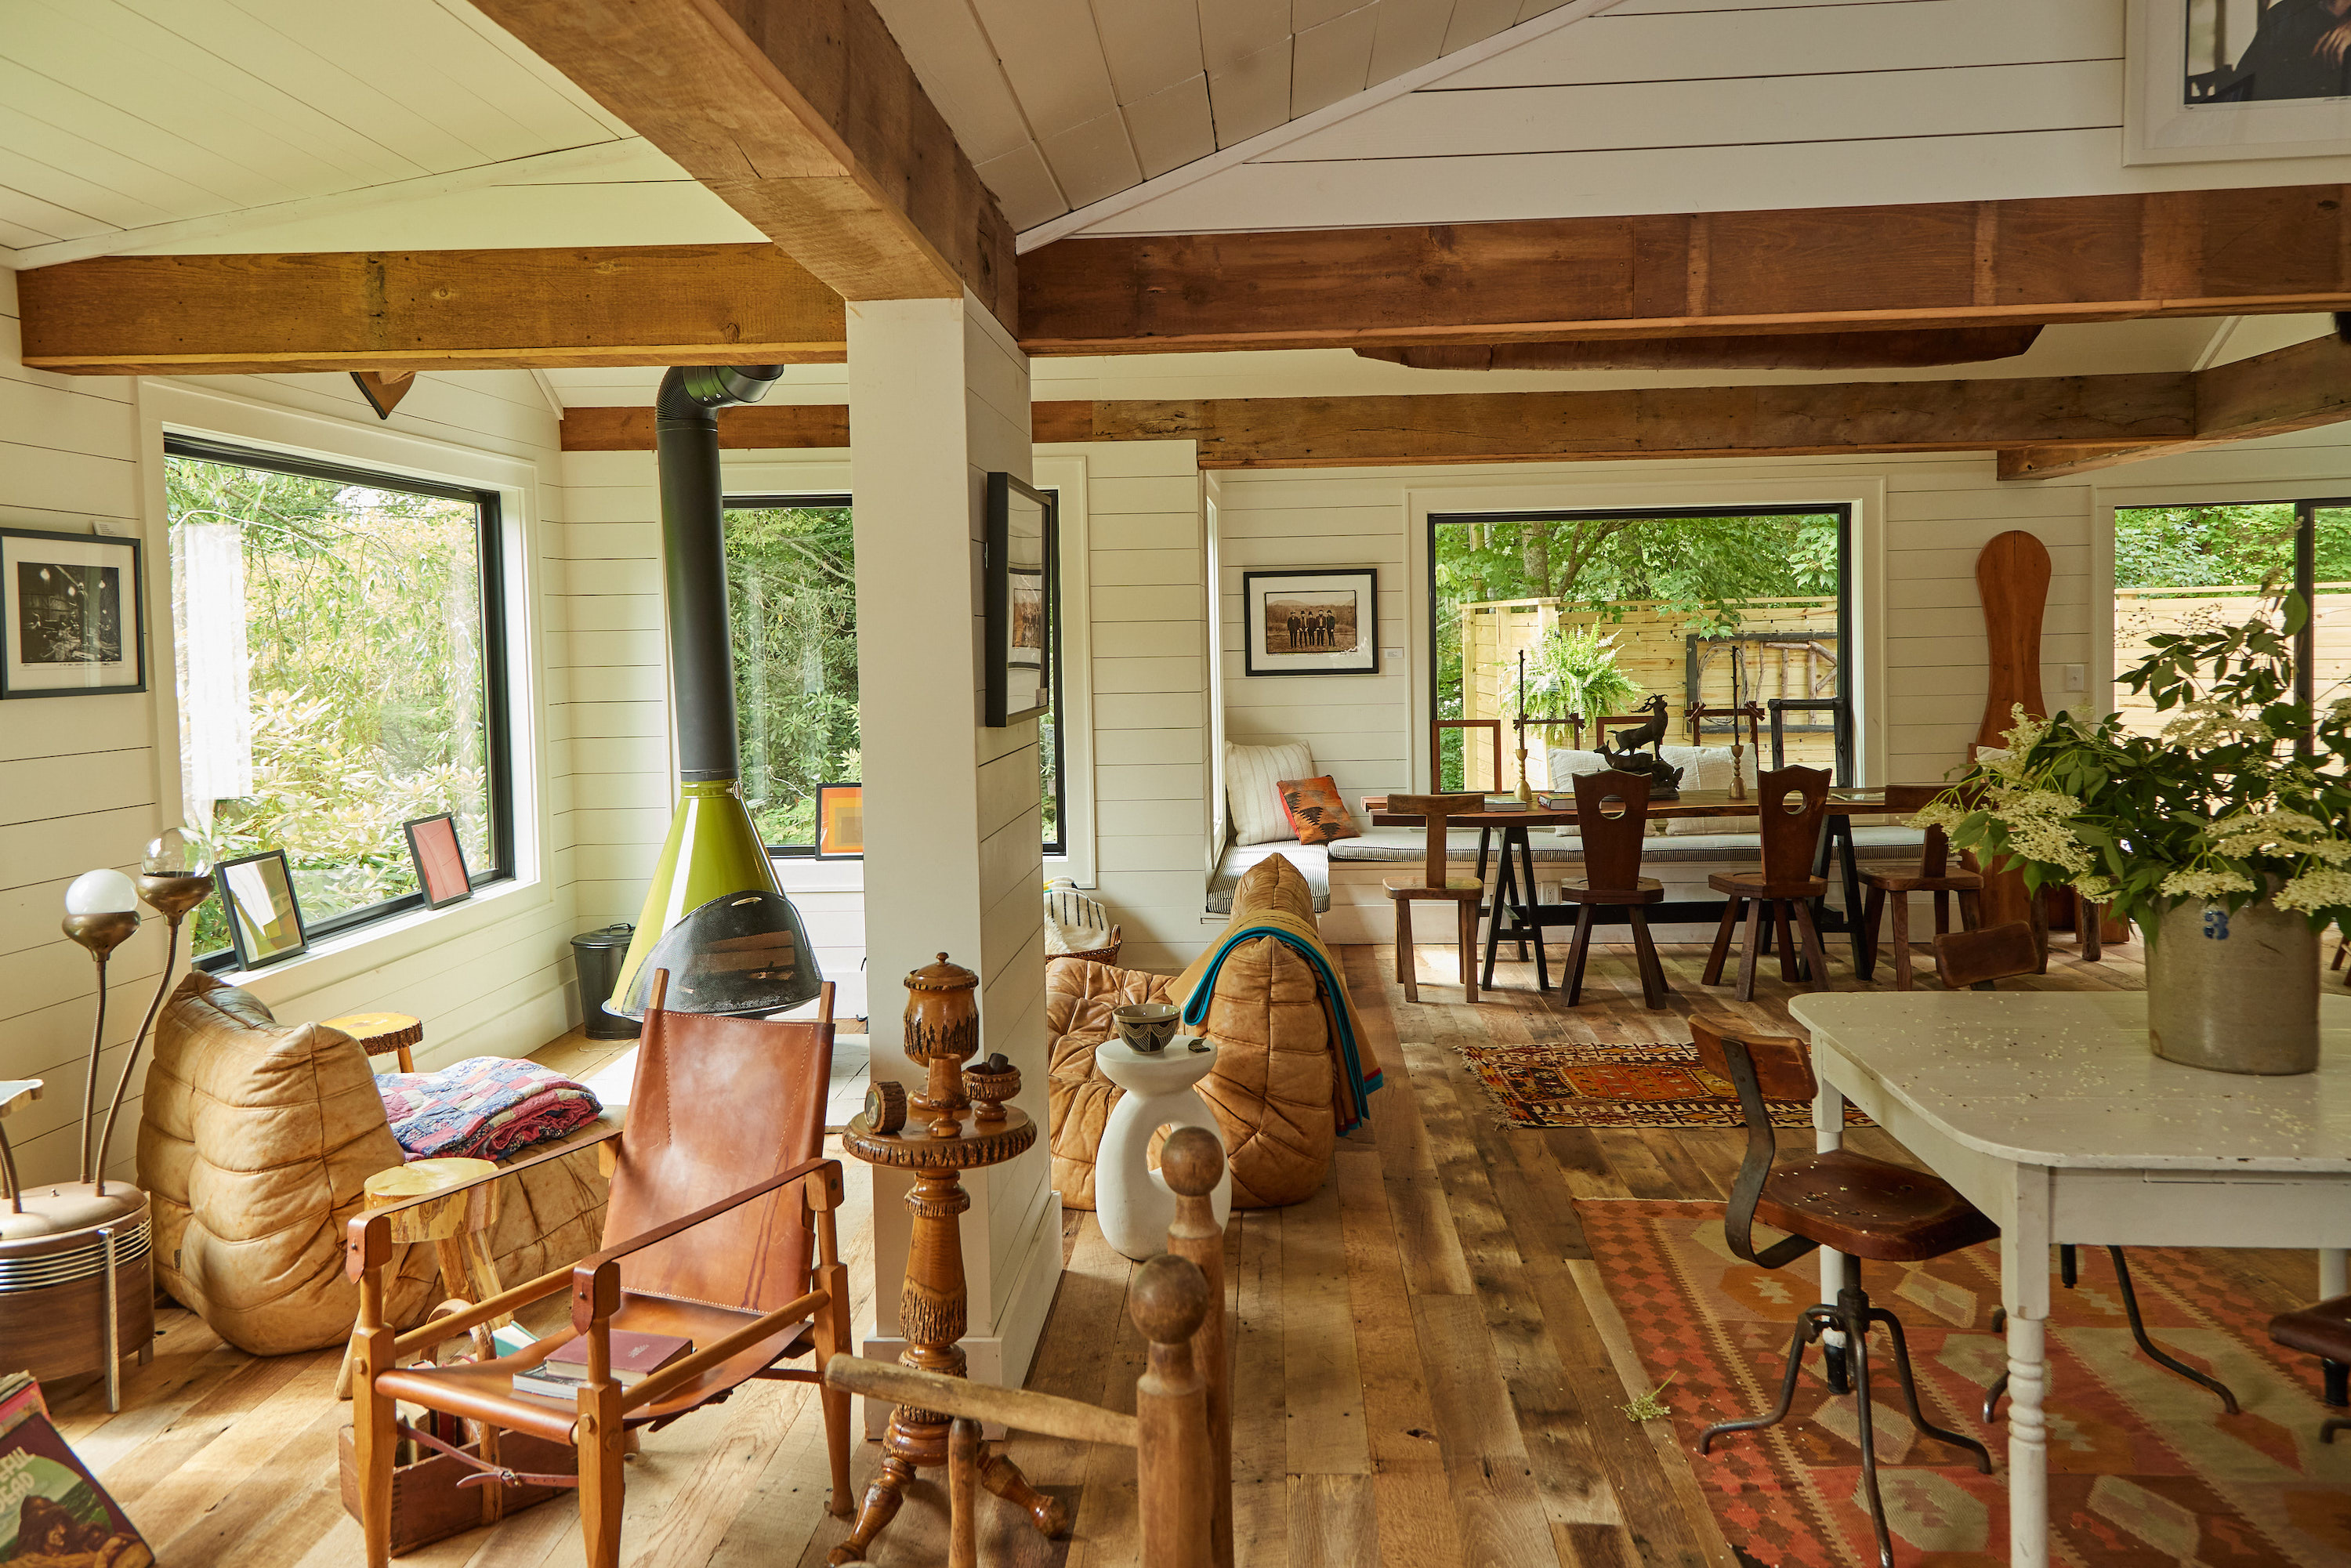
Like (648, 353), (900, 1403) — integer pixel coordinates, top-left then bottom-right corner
(2128, 0), (2351, 163)
(984, 472), (1056, 726)
(1243, 568), (1379, 677)
(1, 527), (146, 699)
(216, 849), (308, 970)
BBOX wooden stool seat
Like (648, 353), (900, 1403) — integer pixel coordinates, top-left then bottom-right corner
(325, 1012), (426, 1074)
(1385, 792), (1490, 1005)
(1755, 1150), (2001, 1262)
(1558, 876), (1664, 904)
(1705, 870), (1828, 900)
(336, 1156), (505, 1398)
(1859, 869), (1982, 896)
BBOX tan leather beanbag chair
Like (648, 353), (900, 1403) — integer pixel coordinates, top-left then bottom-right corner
(1048, 853), (1339, 1210)
(138, 971), (607, 1356)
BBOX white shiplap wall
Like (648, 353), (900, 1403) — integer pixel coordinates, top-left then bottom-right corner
(1064, 0), (2351, 237)
(0, 261), (586, 1185)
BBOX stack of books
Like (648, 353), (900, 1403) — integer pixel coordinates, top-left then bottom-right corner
(512, 1331), (692, 1400)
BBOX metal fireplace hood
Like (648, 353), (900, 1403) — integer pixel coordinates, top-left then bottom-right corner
(607, 365), (824, 1019)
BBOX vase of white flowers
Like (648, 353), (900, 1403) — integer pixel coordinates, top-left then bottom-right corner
(1919, 599), (2347, 1075)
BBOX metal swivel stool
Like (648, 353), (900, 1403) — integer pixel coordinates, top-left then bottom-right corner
(1690, 1016), (1995, 1568)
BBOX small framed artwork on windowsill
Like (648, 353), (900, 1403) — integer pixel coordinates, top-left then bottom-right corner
(1242, 568), (1378, 677)
(404, 813), (474, 909)
(217, 849), (308, 970)
(816, 782), (864, 860)
(1, 527), (147, 699)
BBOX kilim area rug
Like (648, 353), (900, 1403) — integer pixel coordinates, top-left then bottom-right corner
(1451, 1041), (1871, 1128)
(1578, 1199), (2351, 1567)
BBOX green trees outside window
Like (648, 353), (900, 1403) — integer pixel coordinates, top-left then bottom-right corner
(164, 445), (503, 963)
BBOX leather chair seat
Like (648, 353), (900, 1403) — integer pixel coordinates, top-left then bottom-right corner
(2272, 1295), (2351, 1363)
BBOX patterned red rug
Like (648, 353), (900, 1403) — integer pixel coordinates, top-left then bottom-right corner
(1578, 1200), (2351, 1567)
(1451, 1041), (1871, 1128)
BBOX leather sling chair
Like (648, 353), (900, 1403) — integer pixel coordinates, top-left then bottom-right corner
(1690, 1015), (1994, 1568)
(1933, 925), (2241, 1425)
(345, 973), (853, 1568)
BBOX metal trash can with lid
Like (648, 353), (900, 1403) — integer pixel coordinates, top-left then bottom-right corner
(571, 923), (642, 1040)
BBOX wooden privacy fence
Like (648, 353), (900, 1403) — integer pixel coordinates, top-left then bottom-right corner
(823, 1128), (1233, 1568)
(2114, 585), (2351, 736)
(1459, 596), (1841, 787)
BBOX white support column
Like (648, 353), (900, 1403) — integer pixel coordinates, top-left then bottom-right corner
(849, 294), (1059, 1432)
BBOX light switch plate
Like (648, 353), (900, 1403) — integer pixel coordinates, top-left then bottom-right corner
(2064, 664), (2086, 691)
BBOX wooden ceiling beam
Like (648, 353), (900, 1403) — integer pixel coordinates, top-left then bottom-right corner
(1019, 186), (2351, 354)
(1998, 331), (2351, 481)
(473, 0), (1014, 322)
(15, 245), (847, 375)
(560, 372), (2196, 465)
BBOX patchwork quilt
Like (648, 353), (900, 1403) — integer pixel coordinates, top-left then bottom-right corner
(375, 1056), (603, 1161)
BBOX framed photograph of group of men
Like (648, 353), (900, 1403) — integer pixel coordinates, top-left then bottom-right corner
(1241, 568), (1378, 677)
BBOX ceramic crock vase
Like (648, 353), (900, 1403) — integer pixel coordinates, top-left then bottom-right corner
(2146, 889), (2320, 1075)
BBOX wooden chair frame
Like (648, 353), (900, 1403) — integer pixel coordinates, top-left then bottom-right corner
(1429, 719), (1503, 793)
(1557, 770), (1670, 1009)
(1702, 766), (1833, 1001)
(344, 977), (853, 1568)
(1384, 792), (1489, 1004)
(1862, 784), (1986, 990)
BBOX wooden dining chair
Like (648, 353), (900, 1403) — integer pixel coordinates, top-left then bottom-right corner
(1702, 766), (1833, 1001)
(1385, 791), (1488, 1003)
(1927, 932), (2244, 1422)
(1861, 784), (1985, 990)
(345, 974), (853, 1568)
(1690, 1016), (1994, 1568)
(1557, 770), (1669, 1009)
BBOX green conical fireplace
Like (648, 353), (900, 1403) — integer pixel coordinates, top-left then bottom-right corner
(607, 366), (824, 1019)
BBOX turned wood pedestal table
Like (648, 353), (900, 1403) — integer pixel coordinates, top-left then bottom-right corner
(833, 1085), (1067, 1563)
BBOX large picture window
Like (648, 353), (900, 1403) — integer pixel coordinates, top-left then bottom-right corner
(1429, 507), (1852, 790)
(165, 438), (510, 965)
(728, 494), (1067, 856)
(2113, 499), (2351, 741)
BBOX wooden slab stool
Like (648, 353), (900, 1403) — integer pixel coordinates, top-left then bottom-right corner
(335, 1156), (505, 1397)
(326, 1012), (425, 1073)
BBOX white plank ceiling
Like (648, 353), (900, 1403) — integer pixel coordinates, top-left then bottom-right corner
(0, 0), (755, 266)
(871, 0), (1586, 234)
(1060, 0), (2351, 239)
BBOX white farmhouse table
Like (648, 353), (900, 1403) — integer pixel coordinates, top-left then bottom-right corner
(1788, 989), (2351, 1568)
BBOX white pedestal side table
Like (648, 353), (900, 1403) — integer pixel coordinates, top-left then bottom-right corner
(1095, 1039), (1233, 1260)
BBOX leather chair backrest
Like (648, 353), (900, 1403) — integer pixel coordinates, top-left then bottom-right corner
(603, 979), (833, 1314)
(1571, 770), (1650, 892)
(1933, 922), (2040, 990)
(1755, 766), (1831, 884)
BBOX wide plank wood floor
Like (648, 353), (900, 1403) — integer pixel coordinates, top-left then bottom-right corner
(45, 935), (2328, 1567)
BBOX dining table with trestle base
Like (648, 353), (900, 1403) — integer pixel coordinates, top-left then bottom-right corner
(1363, 786), (1890, 992)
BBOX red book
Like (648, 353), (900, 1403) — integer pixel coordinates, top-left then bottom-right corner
(538, 1331), (693, 1386)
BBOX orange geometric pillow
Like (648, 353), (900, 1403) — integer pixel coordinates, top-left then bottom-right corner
(1277, 775), (1360, 846)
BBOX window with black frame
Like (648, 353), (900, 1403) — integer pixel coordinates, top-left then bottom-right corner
(726, 494), (1067, 856)
(165, 439), (512, 967)
(1428, 506), (1853, 790)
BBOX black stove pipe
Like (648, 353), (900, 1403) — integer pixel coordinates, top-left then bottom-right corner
(657, 364), (787, 781)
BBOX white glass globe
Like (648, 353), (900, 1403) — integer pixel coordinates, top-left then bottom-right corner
(142, 827), (212, 878)
(65, 867), (139, 915)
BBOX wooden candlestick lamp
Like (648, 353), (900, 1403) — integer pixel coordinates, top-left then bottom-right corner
(830, 954), (1067, 1563)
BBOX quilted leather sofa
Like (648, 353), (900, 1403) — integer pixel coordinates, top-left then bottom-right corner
(137, 971), (609, 1356)
(1049, 853), (1342, 1210)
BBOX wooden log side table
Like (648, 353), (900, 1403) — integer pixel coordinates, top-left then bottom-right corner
(829, 954), (1068, 1564)
(326, 1012), (426, 1074)
(335, 1156), (506, 1398)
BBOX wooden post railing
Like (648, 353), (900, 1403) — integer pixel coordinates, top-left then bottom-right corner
(824, 1254), (1212, 1568)
(1160, 1128), (1232, 1568)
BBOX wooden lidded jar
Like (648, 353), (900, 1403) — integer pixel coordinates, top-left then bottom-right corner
(904, 952), (980, 1135)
